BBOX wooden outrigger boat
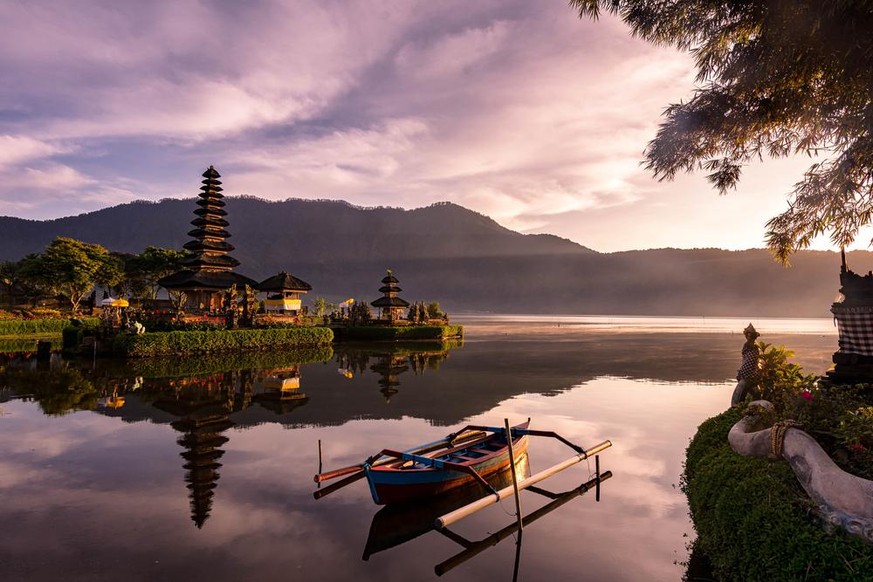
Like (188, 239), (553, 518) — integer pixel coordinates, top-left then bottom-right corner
(363, 420), (530, 505)
(362, 453), (530, 560)
(314, 419), (612, 517)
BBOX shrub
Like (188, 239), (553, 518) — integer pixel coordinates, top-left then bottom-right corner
(0, 317), (99, 336)
(748, 342), (818, 412)
(137, 317), (225, 332)
(30, 307), (63, 319)
(683, 409), (873, 581)
(745, 343), (873, 479)
(112, 326), (333, 357)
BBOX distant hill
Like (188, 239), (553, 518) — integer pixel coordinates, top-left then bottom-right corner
(0, 197), (862, 317)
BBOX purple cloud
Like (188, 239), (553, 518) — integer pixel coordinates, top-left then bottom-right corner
(0, 0), (828, 251)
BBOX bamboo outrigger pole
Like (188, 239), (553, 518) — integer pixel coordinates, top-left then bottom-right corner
(434, 471), (613, 576)
(435, 439), (612, 529)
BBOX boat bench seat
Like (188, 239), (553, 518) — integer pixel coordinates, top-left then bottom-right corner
(453, 454), (484, 462)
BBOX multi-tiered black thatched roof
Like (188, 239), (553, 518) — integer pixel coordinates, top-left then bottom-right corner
(159, 166), (257, 292)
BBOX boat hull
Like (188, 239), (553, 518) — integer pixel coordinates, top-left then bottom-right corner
(365, 428), (529, 505)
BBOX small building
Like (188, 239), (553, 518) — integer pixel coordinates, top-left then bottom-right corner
(829, 255), (873, 383)
(257, 271), (312, 315)
(370, 269), (410, 323)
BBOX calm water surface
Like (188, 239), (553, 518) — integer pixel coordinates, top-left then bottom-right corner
(0, 316), (837, 581)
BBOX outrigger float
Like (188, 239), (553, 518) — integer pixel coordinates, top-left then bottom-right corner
(314, 419), (611, 528)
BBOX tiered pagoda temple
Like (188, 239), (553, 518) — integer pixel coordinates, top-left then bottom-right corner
(371, 270), (410, 322)
(158, 166), (257, 312)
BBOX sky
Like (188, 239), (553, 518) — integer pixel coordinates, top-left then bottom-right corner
(0, 0), (853, 252)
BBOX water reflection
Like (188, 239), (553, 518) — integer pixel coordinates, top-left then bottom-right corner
(335, 341), (458, 402)
(0, 341), (463, 420)
(0, 326), (839, 581)
(360, 449), (612, 579)
(433, 472), (612, 579)
(0, 342), (462, 531)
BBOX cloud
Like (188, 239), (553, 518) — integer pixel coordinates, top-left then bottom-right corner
(0, 159), (138, 217)
(394, 20), (513, 82)
(0, 0), (821, 250)
(0, 135), (71, 169)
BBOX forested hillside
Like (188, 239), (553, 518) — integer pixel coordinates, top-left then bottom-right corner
(1, 198), (861, 316)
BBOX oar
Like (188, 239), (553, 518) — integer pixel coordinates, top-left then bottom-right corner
(315, 461), (376, 484)
(313, 469), (368, 500)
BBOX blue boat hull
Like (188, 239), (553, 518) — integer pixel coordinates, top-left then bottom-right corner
(364, 426), (529, 505)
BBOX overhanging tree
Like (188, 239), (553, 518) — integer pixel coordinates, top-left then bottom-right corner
(18, 237), (123, 314)
(123, 246), (187, 301)
(571, 1), (873, 263)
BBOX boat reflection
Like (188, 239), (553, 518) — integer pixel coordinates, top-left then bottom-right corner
(362, 450), (612, 578)
(363, 452), (531, 560)
(434, 471), (612, 578)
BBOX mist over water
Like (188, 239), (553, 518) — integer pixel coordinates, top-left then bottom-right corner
(455, 314), (837, 335)
(0, 316), (839, 581)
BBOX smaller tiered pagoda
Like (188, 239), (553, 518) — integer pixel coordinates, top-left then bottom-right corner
(370, 269), (410, 323)
(158, 166), (257, 312)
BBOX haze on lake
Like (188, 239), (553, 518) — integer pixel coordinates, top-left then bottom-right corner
(0, 316), (838, 581)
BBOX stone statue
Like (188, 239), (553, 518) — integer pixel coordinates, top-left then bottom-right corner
(225, 284), (238, 329)
(731, 323), (761, 406)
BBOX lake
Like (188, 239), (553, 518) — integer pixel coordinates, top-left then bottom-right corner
(0, 316), (838, 581)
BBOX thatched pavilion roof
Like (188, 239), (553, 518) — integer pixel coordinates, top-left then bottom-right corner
(371, 296), (410, 308)
(256, 271), (312, 292)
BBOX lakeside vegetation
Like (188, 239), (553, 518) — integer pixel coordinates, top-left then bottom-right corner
(0, 232), (463, 359)
(0, 317), (98, 336)
(684, 408), (873, 581)
(683, 343), (873, 579)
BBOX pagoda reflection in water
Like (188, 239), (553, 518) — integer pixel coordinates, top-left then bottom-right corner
(151, 367), (306, 527)
(335, 342), (456, 402)
(153, 372), (245, 528)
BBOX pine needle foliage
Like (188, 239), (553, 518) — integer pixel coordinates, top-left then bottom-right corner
(572, 1), (873, 263)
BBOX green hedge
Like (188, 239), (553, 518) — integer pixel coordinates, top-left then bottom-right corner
(342, 325), (463, 342)
(683, 408), (873, 581)
(0, 317), (98, 336)
(111, 326), (333, 357)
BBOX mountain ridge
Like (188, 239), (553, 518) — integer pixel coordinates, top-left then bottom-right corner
(0, 197), (862, 317)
